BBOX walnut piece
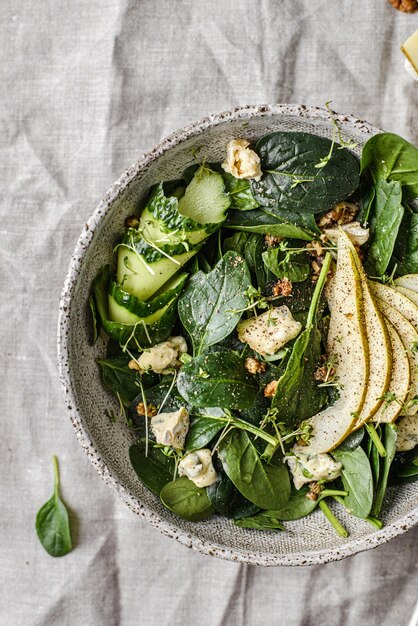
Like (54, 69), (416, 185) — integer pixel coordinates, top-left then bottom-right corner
(388, 0), (418, 11)
(305, 482), (322, 501)
(245, 357), (266, 375)
(135, 402), (158, 417)
(265, 234), (283, 247)
(272, 277), (293, 297)
(264, 380), (278, 398)
(317, 202), (358, 228)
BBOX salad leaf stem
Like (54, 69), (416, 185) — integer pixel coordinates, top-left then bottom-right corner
(365, 423), (386, 457)
(318, 499), (348, 538)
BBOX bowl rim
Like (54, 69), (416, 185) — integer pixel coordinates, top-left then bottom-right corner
(57, 103), (418, 567)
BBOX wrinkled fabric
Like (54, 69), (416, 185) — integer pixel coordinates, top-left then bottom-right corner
(1, 1), (418, 625)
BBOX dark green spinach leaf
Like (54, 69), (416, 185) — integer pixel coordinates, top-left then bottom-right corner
(262, 247), (310, 282)
(207, 473), (260, 519)
(332, 447), (373, 519)
(251, 132), (359, 214)
(129, 439), (175, 494)
(160, 477), (214, 521)
(372, 424), (397, 517)
(98, 356), (156, 407)
(177, 349), (258, 410)
(365, 179), (403, 277)
(89, 294), (100, 344)
(223, 172), (259, 210)
(178, 251), (251, 356)
(224, 208), (318, 240)
(35, 456), (72, 557)
(392, 208), (418, 275)
(234, 512), (285, 531)
(185, 416), (224, 450)
(217, 430), (290, 509)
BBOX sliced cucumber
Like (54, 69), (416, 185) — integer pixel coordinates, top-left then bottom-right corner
(108, 272), (188, 322)
(108, 298), (173, 326)
(178, 166), (230, 225)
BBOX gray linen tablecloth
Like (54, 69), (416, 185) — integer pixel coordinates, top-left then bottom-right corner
(2, 1), (418, 624)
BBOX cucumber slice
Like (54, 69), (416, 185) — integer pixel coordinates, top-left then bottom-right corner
(108, 298), (173, 326)
(108, 272), (188, 322)
(178, 166), (230, 225)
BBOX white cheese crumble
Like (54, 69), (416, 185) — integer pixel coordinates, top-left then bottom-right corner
(285, 445), (342, 490)
(151, 407), (189, 450)
(237, 306), (302, 356)
(396, 414), (418, 452)
(222, 139), (262, 181)
(136, 335), (188, 374)
(178, 449), (218, 487)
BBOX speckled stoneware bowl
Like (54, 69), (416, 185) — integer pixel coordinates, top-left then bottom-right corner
(58, 104), (418, 566)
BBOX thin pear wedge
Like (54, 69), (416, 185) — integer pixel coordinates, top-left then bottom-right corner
(372, 321), (411, 424)
(374, 299), (418, 416)
(307, 233), (368, 453)
(369, 281), (418, 334)
(394, 285), (418, 307)
(394, 274), (418, 293)
(343, 235), (392, 427)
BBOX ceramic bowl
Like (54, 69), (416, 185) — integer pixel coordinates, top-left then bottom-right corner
(58, 104), (418, 566)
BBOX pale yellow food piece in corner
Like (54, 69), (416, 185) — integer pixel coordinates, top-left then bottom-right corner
(401, 29), (418, 74)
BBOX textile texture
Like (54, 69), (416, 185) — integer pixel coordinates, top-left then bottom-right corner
(1, 1), (418, 625)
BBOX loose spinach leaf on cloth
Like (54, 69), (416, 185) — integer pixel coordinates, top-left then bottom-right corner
(98, 355), (156, 407)
(178, 251), (251, 356)
(364, 179), (403, 277)
(129, 439), (175, 494)
(35, 456), (72, 557)
(372, 424), (398, 517)
(177, 349), (258, 410)
(262, 246), (310, 282)
(332, 447), (373, 519)
(207, 473), (260, 519)
(234, 512), (285, 531)
(250, 132), (359, 214)
(271, 253), (331, 424)
(392, 208), (418, 275)
(222, 172), (259, 210)
(160, 477), (214, 521)
(361, 133), (418, 201)
(224, 208), (318, 240)
(217, 430), (290, 509)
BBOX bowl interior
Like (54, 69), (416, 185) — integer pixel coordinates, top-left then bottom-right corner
(60, 105), (418, 566)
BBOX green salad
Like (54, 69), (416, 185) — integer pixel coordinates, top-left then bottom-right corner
(90, 112), (418, 536)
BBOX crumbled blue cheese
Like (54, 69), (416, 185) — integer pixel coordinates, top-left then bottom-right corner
(237, 306), (302, 356)
(285, 445), (342, 490)
(136, 335), (188, 374)
(396, 415), (418, 452)
(178, 449), (218, 487)
(222, 139), (262, 181)
(151, 407), (189, 449)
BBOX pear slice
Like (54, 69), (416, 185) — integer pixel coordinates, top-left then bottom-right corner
(394, 274), (418, 293)
(374, 298), (418, 416)
(343, 239), (392, 427)
(394, 285), (418, 307)
(372, 321), (411, 424)
(369, 281), (418, 334)
(307, 233), (368, 453)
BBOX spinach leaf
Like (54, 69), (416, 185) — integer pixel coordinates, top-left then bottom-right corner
(223, 172), (259, 210)
(98, 356), (156, 407)
(244, 234), (267, 290)
(336, 427), (365, 451)
(262, 247), (310, 282)
(361, 133), (418, 201)
(251, 132), (359, 214)
(177, 349), (258, 410)
(372, 424), (398, 517)
(207, 473), (260, 519)
(271, 253), (331, 424)
(269, 492), (318, 520)
(332, 447), (373, 519)
(129, 439), (175, 494)
(392, 208), (418, 275)
(160, 477), (214, 521)
(224, 208), (317, 240)
(365, 179), (403, 276)
(185, 416), (224, 450)
(217, 430), (290, 509)
(234, 512), (284, 531)
(35, 456), (72, 557)
(178, 251), (251, 356)
(88, 294), (100, 344)
(223, 231), (249, 257)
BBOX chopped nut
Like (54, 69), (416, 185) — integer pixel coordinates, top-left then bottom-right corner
(314, 363), (336, 383)
(388, 0), (418, 11)
(305, 482), (322, 501)
(128, 359), (141, 370)
(125, 215), (140, 228)
(245, 357), (266, 375)
(311, 258), (323, 283)
(272, 277), (293, 297)
(306, 240), (324, 258)
(264, 380), (278, 398)
(135, 402), (158, 417)
(265, 234), (283, 247)
(317, 202), (359, 228)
